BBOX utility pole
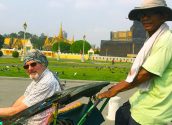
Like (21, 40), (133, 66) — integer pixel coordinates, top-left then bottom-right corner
(81, 35), (86, 62)
(57, 42), (61, 60)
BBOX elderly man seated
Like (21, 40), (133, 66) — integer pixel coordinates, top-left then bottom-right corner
(0, 49), (62, 125)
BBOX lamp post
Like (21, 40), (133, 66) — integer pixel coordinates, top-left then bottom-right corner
(106, 48), (108, 56)
(81, 35), (86, 62)
(21, 22), (27, 61)
(105, 48), (108, 62)
(57, 42), (61, 60)
(132, 42), (135, 54)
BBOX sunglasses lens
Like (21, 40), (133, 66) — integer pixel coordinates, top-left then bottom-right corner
(23, 65), (29, 69)
(138, 11), (159, 19)
(30, 62), (37, 67)
(23, 62), (37, 69)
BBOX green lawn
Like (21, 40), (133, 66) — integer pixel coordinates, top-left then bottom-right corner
(0, 57), (132, 82)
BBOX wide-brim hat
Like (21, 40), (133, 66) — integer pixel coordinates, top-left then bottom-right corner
(128, 0), (172, 21)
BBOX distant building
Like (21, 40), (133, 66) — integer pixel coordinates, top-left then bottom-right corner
(110, 31), (132, 41)
(3, 24), (74, 52)
(3, 38), (33, 50)
(43, 24), (74, 51)
(100, 21), (146, 57)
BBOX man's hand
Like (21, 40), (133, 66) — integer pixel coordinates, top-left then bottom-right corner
(97, 81), (131, 99)
(97, 85), (118, 99)
(98, 67), (154, 99)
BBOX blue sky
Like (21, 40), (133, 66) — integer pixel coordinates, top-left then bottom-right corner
(0, 0), (172, 47)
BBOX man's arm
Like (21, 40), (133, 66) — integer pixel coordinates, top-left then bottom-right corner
(12, 96), (25, 107)
(98, 67), (154, 99)
(0, 96), (28, 117)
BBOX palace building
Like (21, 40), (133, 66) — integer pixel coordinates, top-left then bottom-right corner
(100, 21), (146, 57)
(3, 24), (74, 51)
(4, 38), (33, 51)
(43, 24), (74, 51)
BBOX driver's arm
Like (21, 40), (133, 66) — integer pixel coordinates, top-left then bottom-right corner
(98, 67), (154, 99)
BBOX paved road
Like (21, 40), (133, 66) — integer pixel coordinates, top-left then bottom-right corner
(0, 77), (137, 125)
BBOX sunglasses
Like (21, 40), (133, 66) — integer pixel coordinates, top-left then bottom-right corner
(137, 11), (160, 19)
(23, 62), (37, 69)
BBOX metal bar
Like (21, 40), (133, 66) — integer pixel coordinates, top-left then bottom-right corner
(77, 99), (101, 125)
(99, 98), (110, 113)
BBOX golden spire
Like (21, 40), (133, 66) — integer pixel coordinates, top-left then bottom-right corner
(44, 36), (50, 46)
(58, 23), (63, 39)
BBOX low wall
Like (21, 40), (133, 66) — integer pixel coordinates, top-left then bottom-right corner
(1, 49), (135, 63)
(91, 55), (135, 63)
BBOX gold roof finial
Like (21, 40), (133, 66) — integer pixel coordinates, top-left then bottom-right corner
(58, 23), (63, 39)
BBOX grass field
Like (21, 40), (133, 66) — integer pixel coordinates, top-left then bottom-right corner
(0, 57), (132, 82)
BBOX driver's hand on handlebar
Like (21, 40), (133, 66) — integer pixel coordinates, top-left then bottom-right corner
(97, 85), (118, 99)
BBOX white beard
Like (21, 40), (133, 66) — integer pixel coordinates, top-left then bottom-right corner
(29, 73), (40, 80)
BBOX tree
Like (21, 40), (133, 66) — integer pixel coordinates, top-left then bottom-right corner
(0, 34), (4, 49)
(52, 41), (71, 53)
(94, 50), (100, 54)
(9, 33), (18, 38)
(29, 34), (46, 50)
(52, 42), (58, 52)
(12, 51), (19, 58)
(30, 35), (41, 49)
(25, 32), (33, 39)
(94, 47), (100, 54)
(18, 31), (32, 39)
(18, 31), (24, 38)
(0, 50), (3, 57)
(70, 40), (91, 54)
(39, 33), (47, 50)
(61, 42), (71, 53)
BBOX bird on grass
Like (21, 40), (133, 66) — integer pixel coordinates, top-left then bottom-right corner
(74, 72), (77, 76)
